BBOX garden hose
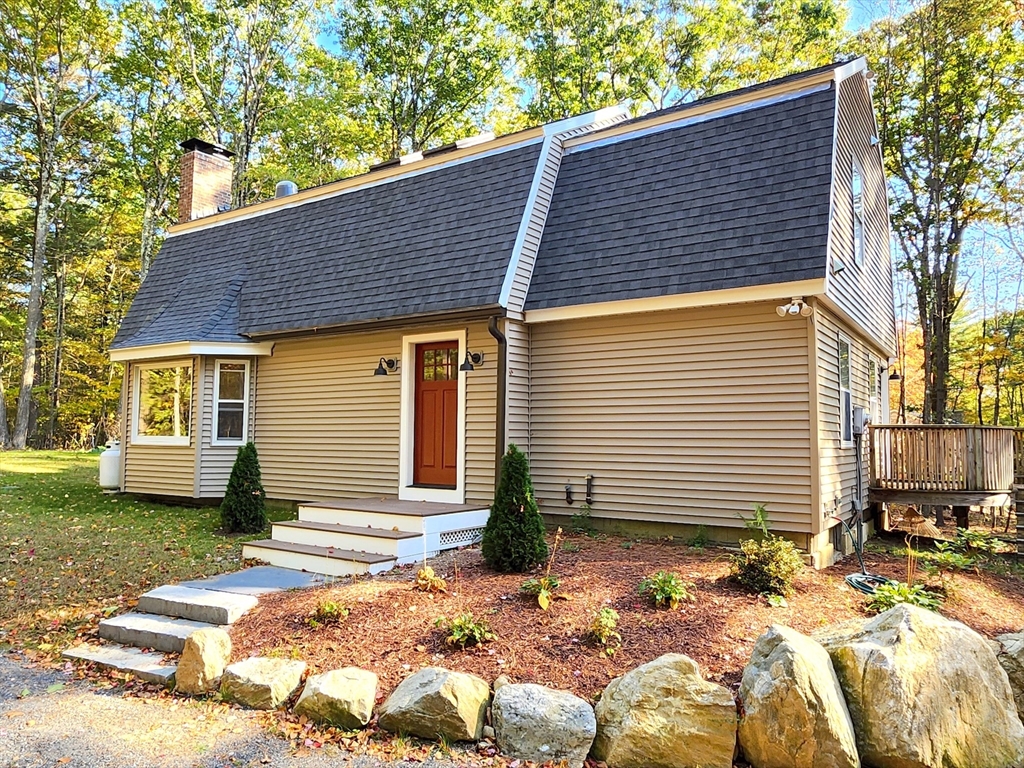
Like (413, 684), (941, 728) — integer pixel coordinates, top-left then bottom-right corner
(830, 515), (895, 595)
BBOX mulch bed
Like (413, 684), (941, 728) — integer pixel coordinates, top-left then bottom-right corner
(229, 532), (1024, 701)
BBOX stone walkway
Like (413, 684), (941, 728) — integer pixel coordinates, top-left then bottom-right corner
(0, 657), (466, 768)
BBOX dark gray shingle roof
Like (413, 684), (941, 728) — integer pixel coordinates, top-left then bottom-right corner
(112, 141), (543, 349)
(524, 86), (836, 310)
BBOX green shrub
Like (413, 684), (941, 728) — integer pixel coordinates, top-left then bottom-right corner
(570, 504), (594, 534)
(953, 529), (1001, 554)
(481, 444), (548, 573)
(638, 570), (696, 609)
(588, 607), (621, 655)
(685, 525), (710, 549)
(436, 612), (495, 648)
(866, 581), (943, 613)
(731, 536), (805, 597)
(307, 599), (348, 629)
(220, 441), (267, 533)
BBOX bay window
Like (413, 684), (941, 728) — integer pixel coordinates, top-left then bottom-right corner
(133, 362), (193, 445)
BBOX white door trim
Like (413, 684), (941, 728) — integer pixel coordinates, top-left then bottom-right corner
(398, 329), (467, 503)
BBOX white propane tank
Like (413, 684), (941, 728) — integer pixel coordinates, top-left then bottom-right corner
(99, 441), (121, 490)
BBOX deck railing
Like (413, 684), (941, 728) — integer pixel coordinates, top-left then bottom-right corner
(1015, 428), (1024, 484)
(869, 425), (1015, 493)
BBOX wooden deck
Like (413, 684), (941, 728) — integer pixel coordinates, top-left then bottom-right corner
(869, 425), (1017, 508)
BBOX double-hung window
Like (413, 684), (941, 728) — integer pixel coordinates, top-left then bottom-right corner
(839, 336), (853, 447)
(852, 161), (864, 265)
(868, 355), (882, 425)
(133, 361), (193, 445)
(213, 360), (250, 445)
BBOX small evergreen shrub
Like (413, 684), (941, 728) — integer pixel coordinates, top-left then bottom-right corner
(731, 536), (805, 596)
(220, 441), (267, 533)
(866, 581), (943, 613)
(638, 570), (696, 609)
(481, 444), (548, 572)
(435, 612), (495, 648)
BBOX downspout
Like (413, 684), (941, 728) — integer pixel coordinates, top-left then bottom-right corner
(488, 315), (507, 490)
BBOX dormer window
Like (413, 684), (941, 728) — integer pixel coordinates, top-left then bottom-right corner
(852, 161), (864, 264)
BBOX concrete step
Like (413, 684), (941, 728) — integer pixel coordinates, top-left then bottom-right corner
(98, 613), (216, 653)
(63, 643), (177, 686)
(242, 539), (396, 577)
(137, 585), (258, 625)
(271, 520), (421, 558)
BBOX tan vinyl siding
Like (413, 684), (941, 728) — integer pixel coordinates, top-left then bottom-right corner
(196, 356), (256, 498)
(255, 321), (497, 504)
(827, 74), (897, 355)
(815, 305), (880, 524)
(529, 302), (813, 531)
(505, 319), (531, 453)
(123, 359), (198, 497)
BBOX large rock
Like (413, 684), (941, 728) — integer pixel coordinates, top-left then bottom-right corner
(176, 627), (232, 696)
(738, 625), (859, 768)
(592, 653), (737, 768)
(815, 605), (1024, 768)
(492, 683), (596, 768)
(220, 657), (306, 710)
(294, 667), (378, 729)
(377, 667), (490, 742)
(996, 632), (1024, 726)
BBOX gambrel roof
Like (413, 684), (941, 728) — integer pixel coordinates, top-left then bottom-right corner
(112, 60), (862, 353)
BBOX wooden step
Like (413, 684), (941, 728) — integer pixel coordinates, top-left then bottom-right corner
(242, 539), (396, 577)
(271, 520), (421, 559)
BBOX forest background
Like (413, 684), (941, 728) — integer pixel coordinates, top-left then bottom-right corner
(0, 0), (1022, 449)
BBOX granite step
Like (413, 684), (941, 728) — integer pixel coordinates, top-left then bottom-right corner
(137, 584), (258, 625)
(98, 613), (216, 653)
(63, 643), (177, 686)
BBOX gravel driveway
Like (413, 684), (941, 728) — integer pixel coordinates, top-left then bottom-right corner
(0, 656), (468, 768)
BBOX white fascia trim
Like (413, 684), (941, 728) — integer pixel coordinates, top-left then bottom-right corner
(816, 293), (898, 359)
(832, 56), (867, 84)
(110, 341), (274, 362)
(542, 105), (631, 136)
(166, 137), (543, 239)
(499, 133), (558, 308)
(564, 82), (833, 155)
(824, 75), (841, 298)
(525, 279), (827, 324)
(398, 329), (467, 504)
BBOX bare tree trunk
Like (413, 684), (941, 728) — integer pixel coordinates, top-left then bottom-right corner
(46, 247), (67, 448)
(13, 149), (53, 449)
(0, 362), (8, 448)
(139, 196), (158, 280)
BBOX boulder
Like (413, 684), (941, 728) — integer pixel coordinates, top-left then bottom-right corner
(592, 653), (737, 768)
(492, 683), (596, 768)
(294, 667), (378, 729)
(738, 625), (859, 768)
(220, 657), (306, 710)
(377, 667), (490, 742)
(996, 632), (1024, 726)
(176, 627), (232, 696)
(815, 605), (1024, 768)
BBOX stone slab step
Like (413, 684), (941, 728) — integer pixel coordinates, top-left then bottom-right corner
(242, 539), (396, 577)
(137, 585), (258, 625)
(63, 643), (177, 686)
(98, 613), (216, 653)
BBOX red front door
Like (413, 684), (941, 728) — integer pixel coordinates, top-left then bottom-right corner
(414, 342), (458, 487)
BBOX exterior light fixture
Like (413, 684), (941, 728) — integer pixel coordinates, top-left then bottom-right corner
(776, 297), (813, 318)
(374, 357), (397, 376)
(888, 368), (902, 382)
(832, 255), (846, 275)
(460, 351), (483, 372)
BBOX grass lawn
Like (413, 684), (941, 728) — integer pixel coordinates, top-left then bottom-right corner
(0, 450), (290, 654)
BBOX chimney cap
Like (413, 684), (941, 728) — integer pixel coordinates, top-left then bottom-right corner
(180, 138), (235, 159)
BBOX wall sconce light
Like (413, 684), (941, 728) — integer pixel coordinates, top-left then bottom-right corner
(776, 297), (813, 318)
(832, 255), (846, 275)
(374, 357), (398, 376)
(459, 351), (483, 372)
(888, 368), (902, 382)
(870, 135), (881, 147)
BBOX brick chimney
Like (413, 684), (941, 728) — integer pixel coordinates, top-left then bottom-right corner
(178, 138), (234, 224)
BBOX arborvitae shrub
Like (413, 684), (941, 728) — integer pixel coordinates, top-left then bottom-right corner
(220, 441), (267, 534)
(481, 444), (548, 572)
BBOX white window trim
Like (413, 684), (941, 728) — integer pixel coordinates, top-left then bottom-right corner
(852, 158), (864, 266)
(868, 353), (882, 426)
(838, 334), (853, 449)
(398, 329), (467, 504)
(131, 358), (193, 446)
(211, 359), (251, 447)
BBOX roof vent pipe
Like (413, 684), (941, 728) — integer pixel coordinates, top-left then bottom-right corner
(275, 180), (298, 198)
